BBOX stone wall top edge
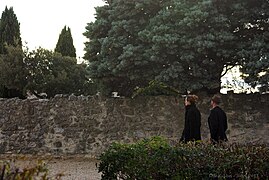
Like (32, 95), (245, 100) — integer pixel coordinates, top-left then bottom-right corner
(0, 93), (268, 103)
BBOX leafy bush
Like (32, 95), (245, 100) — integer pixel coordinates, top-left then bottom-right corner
(0, 160), (61, 180)
(132, 80), (180, 98)
(98, 136), (269, 179)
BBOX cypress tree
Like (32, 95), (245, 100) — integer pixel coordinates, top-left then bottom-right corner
(0, 6), (24, 98)
(0, 6), (22, 54)
(55, 26), (76, 58)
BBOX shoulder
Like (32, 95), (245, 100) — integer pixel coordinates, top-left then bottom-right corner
(189, 105), (197, 111)
(189, 105), (200, 114)
(216, 106), (226, 113)
(212, 106), (222, 112)
(210, 107), (219, 115)
(212, 106), (226, 116)
(211, 107), (217, 112)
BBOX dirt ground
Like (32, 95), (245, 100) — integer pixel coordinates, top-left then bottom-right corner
(0, 155), (102, 180)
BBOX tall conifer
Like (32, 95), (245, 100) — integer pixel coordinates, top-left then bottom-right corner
(0, 6), (24, 98)
(55, 26), (76, 58)
(0, 6), (22, 54)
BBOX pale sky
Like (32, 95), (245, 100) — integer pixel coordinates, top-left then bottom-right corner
(0, 0), (106, 61)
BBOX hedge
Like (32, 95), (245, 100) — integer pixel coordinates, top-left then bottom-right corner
(98, 136), (269, 179)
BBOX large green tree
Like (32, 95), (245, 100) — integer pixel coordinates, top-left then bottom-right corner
(0, 46), (96, 98)
(84, 0), (269, 96)
(0, 46), (27, 98)
(0, 6), (23, 98)
(84, 0), (166, 96)
(0, 6), (22, 54)
(25, 48), (95, 97)
(238, 0), (269, 92)
(139, 0), (238, 92)
(55, 26), (76, 58)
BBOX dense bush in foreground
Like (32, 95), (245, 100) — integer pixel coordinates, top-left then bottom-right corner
(98, 137), (269, 179)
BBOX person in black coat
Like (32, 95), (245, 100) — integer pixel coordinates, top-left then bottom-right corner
(180, 95), (201, 143)
(208, 94), (228, 144)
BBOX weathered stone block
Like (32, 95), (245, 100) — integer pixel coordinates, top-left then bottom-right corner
(0, 94), (268, 156)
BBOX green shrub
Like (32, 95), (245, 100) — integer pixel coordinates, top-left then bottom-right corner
(0, 160), (62, 180)
(98, 137), (269, 179)
(132, 80), (180, 98)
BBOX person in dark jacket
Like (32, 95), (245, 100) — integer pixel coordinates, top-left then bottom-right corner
(208, 94), (228, 144)
(180, 95), (201, 143)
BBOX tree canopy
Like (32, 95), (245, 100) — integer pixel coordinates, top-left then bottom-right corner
(84, 0), (269, 96)
(0, 46), (96, 98)
(84, 0), (166, 96)
(238, 0), (269, 92)
(0, 6), (23, 98)
(55, 26), (76, 58)
(0, 46), (26, 98)
(24, 48), (95, 98)
(0, 7), (96, 98)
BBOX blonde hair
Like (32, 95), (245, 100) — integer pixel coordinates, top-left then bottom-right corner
(186, 95), (199, 104)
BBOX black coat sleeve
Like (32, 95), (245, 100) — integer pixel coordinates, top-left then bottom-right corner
(188, 111), (197, 139)
(208, 110), (219, 142)
(184, 113), (191, 141)
(185, 109), (201, 141)
(224, 112), (228, 131)
(218, 111), (228, 141)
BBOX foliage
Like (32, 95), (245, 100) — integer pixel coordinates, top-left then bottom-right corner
(0, 45), (26, 98)
(24, 48), (96, 97)
(236, 0), (269, 93)
(0, 6), (23, 98)
(132, 80), (180, 98)
(140, 0), (241, 92)
(98, 136), (269, 179)
(84, 0), (166, 97)
(0, 46), (96, 98)
(55, 26), (76, 58)
(0, 6), (22, 54)
(84, 0), (269, 96)
(0, 160), (62, 179)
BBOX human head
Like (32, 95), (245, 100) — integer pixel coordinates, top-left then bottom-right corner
(211, 94), (222, 107)
(185, 95), (198, 106)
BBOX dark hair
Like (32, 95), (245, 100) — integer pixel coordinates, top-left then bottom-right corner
(186, 95), (198, 104)
(211, 94), (221, 104)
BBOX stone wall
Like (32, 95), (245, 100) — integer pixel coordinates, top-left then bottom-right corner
(0, 93), (268, 156)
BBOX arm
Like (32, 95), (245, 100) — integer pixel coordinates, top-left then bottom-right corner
(188, 111), (197, 140)
(208, 110), (219, 142)
(224, 112), (228, 131)
(218, 111), (228, 141)
(184, 113), (191, 141)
